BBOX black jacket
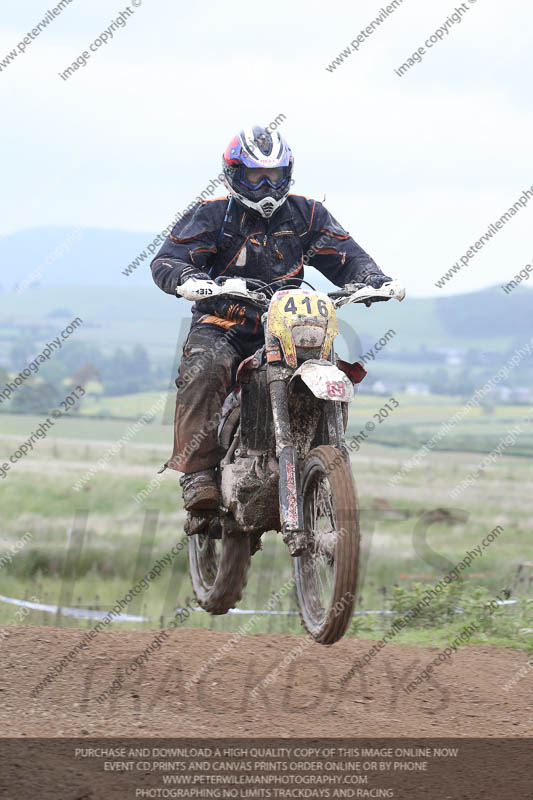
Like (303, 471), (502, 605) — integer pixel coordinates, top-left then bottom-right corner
(151, 194), (384, 336)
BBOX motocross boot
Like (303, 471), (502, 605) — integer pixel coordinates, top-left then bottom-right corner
(179, 468), (220, 511)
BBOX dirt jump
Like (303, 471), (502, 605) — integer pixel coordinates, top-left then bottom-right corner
(2, 625), (530, 737)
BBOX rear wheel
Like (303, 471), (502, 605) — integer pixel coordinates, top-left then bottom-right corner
(294, 445), (360, 644)
(188, 519), (251, 615)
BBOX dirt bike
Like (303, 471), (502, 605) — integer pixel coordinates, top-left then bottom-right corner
(176, 276), (405, 644)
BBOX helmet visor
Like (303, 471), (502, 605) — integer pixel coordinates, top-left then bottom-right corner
(240, 166), (286, 190)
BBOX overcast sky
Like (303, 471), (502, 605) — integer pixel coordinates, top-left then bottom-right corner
(1, 0), (532, 296)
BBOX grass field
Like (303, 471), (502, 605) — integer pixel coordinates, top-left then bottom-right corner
(1, 395), (532, 650)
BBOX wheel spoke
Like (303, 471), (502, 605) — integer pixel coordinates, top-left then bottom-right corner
(302, 473), (338, 619)
(194, 532), (221, 587)
(295, 446), (359, 644)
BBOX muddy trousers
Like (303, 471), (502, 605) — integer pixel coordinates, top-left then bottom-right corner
(167, 323), (263, 474)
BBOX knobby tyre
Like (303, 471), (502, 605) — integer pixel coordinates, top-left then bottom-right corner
(188, 523), (251, 615)
(294, 445), (360, 644)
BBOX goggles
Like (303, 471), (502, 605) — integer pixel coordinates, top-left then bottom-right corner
(239, 166), (287, 190)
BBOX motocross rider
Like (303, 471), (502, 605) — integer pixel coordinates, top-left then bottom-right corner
(151, 125), (392, 512)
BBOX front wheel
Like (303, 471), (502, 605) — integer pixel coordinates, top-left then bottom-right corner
(188, 520), (251, 615)
(294, 445), (360, 644)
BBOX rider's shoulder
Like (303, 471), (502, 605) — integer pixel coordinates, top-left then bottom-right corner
(170, 196), (229, 241)
(287, 193), (320, 210)
(286, 194), (328, 231)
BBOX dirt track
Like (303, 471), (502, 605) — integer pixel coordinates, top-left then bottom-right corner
(1, 626), (532, 737)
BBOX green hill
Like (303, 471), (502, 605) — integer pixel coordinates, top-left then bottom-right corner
(1, 284), (531, 400)
(2, 283), (532, 358)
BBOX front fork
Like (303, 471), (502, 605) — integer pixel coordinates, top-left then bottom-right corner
(268, 363), (305, 556)
(267, 362), (347, 556)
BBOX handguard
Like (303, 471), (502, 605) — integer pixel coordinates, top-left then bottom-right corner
(332, 279), (406, 309)
(177, 277), (267, 305)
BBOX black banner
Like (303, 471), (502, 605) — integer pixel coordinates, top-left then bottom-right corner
(0, 738), (531, 799)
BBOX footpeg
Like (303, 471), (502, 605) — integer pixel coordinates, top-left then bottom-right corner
(185, 514), (211, 536)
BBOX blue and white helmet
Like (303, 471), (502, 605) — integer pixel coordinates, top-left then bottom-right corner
(222, 125), (294, 218)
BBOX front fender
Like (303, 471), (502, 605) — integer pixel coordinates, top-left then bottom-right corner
(290, 361), (354, 403)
